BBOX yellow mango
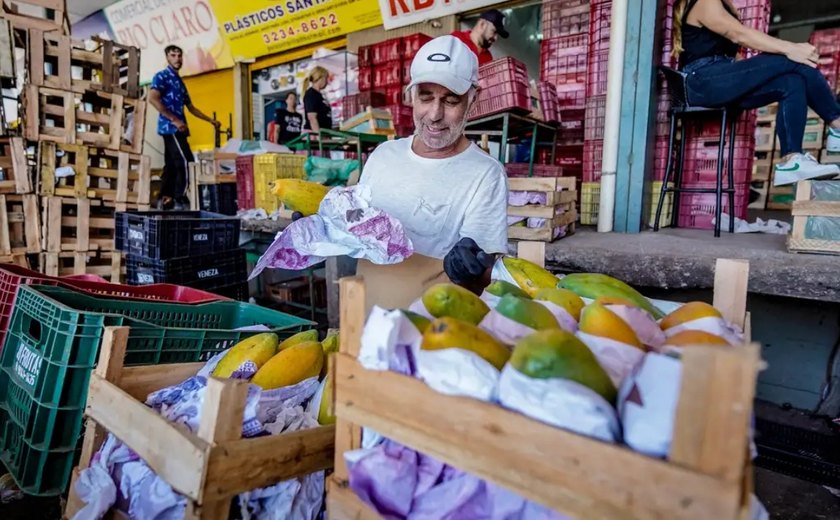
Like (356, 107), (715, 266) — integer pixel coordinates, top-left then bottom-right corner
(534, 288), (585, 321)
(273, 179), (331, 216)
(579, 303), (643, 349)
(665, 330), (730, 347)
(660, 302), (722, 331)
(278, 329), (319, 351)
(212, 333), (278, 378)
(251, 341), (324, 390)
(422, 283), (490, 325)
(318, 376), (336, 425)
(501, 257), (559, 297)
(422, 317), (511, 370)
(496, 294), (560, 331)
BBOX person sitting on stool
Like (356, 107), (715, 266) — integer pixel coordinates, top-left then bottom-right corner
(673, 0), (840, 186)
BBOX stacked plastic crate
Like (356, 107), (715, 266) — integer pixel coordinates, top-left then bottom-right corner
(812, 28), (840, 167)
(579, 0), (608, 224)
(355, 34), (432, 137)
(469, 57), (531, 120)
(540, 0), (590, 179)
(116, 211), (248, 299)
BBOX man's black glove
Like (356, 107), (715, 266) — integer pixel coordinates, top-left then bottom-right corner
(291, 211), (304, 221)
(444, 238), (495, 285)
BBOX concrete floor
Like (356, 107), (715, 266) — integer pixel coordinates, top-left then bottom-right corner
(542, 226), (840, 302)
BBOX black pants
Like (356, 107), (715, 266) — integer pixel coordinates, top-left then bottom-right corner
(161, 132), (194, 199)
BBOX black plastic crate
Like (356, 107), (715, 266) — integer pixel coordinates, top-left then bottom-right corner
(754, 417), (840, 488)
(198, 184), (238, 216)
(211, 282), (250, 301)
(115, 211), (240, 260)
(125, 249), (247, 290)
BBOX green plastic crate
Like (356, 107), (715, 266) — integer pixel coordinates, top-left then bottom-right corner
(0, 284), (313, 495)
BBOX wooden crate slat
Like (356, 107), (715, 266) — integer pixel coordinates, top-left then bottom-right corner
(1, 0), (68, 34)
(0, 137), (33, 193)
(40, 250), (122, 281)
(43, 196), (117, 252)
(0, 194), (41, 254)
(788, 180), (840, 255)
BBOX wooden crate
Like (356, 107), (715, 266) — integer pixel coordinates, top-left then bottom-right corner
(0, 194), (40, 254)
(62, 326), (335, 520)
(328, 251), (759, 520)
(41, 196), (120, 252)
(752, 153), (773, 182)
(39, 142), (151, 204)
(27, 30), (140, 97)
(0, 253), (30, 268)
(24, 85), (142, 151)
(507, 177), (577, 242)
(821, 148), (840, 165)
(1, 0), (68, 33)
(788, 180), (840, 255)
(748, 180), (768, 211)
(0, 19), (14, 81)
(40, 250), (122, 282)
(0, 137), (33, 193)
(339, 107), (395, 136)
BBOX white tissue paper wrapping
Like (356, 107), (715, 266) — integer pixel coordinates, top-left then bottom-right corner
(716, 213), (791, 235)
(576, 332), (645, 388)
(617, 352), (682, 457)
(498, 365), (620, 442)
(250, 185), (413, 278)
(663, 316), (744, 346)
(479, 309), (539, 345)
(509, 191), (548, 206)
(415, 348), (500, 401)
(537, 300), (579, 333)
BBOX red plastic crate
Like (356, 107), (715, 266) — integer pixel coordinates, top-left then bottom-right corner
(682, 112), (757, 141)
(586, 48), (609, 96)
(653, 136), (673, 180)
(342, 91), (387, 120)
(358, 66), (373, 92)
(540, 36), (588, 83)
(402, 60), (412, 86)
(470, 83), (531, 120)
(403, 33), (433, 60)
(386, 104), (413, 127)
(358, 45), (373, 68)
(374, 60), (402, 89)
(589, 0), (612, 53)
(583, 139), (603, 182)
(541, 0), (590, 39)
(682, 137), (755, 183)
(555, 144), (584, 168)
(479, 57), (529, 85)
(373, 38), (402, 63)
(584, 94), (607, 141)
(235, 155), (254, 210)
(0, 264), (229, 355)
(554, 83), (586, 109)
(538, 81), (560, 123)
(383, 86), (404, 106)
(677, 181), (750, 229)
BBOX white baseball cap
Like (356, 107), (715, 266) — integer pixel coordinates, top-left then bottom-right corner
(406, 35), (479, 96)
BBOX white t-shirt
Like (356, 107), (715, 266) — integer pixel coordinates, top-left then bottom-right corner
(359, 136), (508, 259)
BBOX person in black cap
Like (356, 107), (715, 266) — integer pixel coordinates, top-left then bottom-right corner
(451, 9), (509, 66)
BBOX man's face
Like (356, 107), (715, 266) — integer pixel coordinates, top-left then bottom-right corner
(412, 83), (472, 150)
(476, 20), (499, 49)
(166, 50), (183, 70)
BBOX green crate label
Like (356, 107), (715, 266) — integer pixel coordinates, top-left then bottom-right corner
(193, 233), (209, 242)
(14, 343), (40, 388)
(197, 268), (219, 279)
(137, 273), (155, 284)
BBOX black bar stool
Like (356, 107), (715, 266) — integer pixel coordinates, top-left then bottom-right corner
(653, 66), (737, 237)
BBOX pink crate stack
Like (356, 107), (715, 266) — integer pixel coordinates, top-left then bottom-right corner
(540, 34), (588, 110)
(677, 181), (750, 229)
(583, 95), (606, 141)
(541, 0), (590, 40)
(681, 137), (755, 183)
(235, 155), (255, 210)
(588, 0), (612, 54)
(470, 57), (531, 120)
(583, 139), (604, 182)
(341, 91), (386, 121)
(538, 81), (561, 123)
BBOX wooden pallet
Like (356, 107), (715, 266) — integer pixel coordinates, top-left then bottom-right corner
(339, 106), (395, 136)
(62, 326), (336, 520)
(1, 0), (68, 33)
(821, 148), (840, 165)
(0, 137), (32, 193)
(27, 30), (140, 97)
(39, 142), (151, 204)
(507, 177), (577, 242)
(40, 250), (123, 282)
(0, 194), (40, 254)
(788, 180), (840, 255)
(0, 253), (30, 268)
(328, 251), (758, 520)
(0, 19), (14, 81)
(41, 196), (120, 252)
(24, 85), (142, 151)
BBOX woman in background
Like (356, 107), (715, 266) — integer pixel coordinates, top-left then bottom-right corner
(303, 66), (332, 133)
(673, 0), (840, 186)
(274, 91), (303, 145)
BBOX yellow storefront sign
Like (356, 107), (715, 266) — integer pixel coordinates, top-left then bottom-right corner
(209, 0), (383, 60)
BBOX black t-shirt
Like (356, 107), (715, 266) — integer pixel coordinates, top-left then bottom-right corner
(275, 109), (303, 143)
(303, 87), (332, 130)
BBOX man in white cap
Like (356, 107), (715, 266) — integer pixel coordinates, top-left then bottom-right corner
(358, 36), (508, 291)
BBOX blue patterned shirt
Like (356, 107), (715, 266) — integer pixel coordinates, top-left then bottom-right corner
(150, 66), (191, 135)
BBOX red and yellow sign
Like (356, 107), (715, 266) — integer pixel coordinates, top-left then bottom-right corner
(209, 0), (383, 60)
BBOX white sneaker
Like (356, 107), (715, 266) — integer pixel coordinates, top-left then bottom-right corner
(773, 153), (840, 186)
(827, 127), (840, 152)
